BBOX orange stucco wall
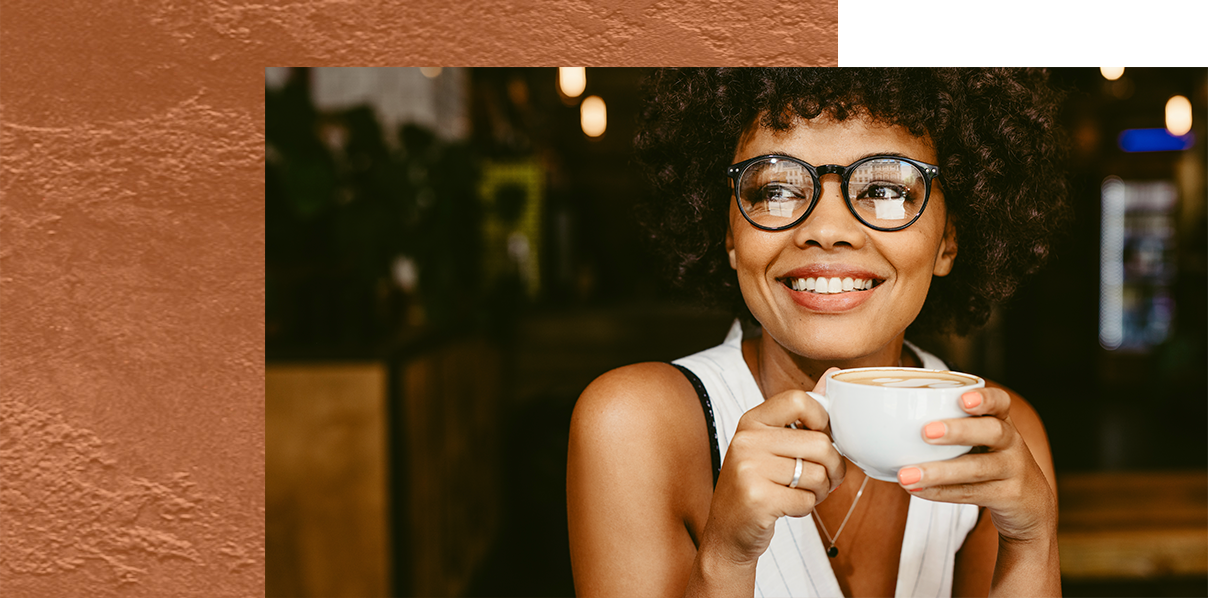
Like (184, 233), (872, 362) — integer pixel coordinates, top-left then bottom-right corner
(0, 2), (835, 596)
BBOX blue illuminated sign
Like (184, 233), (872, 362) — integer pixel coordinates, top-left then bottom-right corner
(1118, 128), (1195, 152)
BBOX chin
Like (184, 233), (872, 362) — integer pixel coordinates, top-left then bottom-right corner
(764, 321), (885, 363)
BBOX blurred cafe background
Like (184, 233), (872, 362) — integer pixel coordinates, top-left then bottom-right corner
(266, 67), (1207, 597)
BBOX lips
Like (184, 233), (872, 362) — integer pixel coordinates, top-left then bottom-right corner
(776, 266), (884, 312)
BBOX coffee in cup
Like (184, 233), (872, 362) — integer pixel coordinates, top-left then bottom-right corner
(831, 369), (979, 389)
(807, 367), (983, 482)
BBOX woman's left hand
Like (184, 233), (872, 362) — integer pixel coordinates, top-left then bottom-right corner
(895, 386), (1057, 543)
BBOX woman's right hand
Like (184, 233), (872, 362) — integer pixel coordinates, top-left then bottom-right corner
(697, 371), (847, 567)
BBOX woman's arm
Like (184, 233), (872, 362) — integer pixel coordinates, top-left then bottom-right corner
(567, 362), (710, 598)
(568, 363), (846, 598)
(915, 384), (1061, 597)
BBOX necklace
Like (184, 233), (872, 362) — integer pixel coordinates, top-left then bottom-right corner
(815, 474), (870, 558)
(745, 337), (892, 558)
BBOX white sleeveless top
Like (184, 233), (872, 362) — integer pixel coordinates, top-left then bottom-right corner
(673, 320), (980, 598)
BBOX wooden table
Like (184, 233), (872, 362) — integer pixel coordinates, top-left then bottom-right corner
(1058, 471), (1207, 580)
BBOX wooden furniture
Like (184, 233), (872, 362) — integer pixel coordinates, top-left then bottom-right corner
(399, 337), (501, 597)
(267, 363), (391, 597)
(267, 335), (502, 598)
(1058, 471), (1207, 580)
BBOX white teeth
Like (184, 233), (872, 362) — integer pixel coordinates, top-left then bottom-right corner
(786, 276), (878, 293)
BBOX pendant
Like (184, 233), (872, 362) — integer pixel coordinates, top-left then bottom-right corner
(827, 546), (838, 558)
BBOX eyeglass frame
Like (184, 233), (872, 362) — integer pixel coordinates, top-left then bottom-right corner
(725, 154), (941, 232)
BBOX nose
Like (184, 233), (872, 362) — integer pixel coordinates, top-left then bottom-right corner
(792, 174), (865, 249)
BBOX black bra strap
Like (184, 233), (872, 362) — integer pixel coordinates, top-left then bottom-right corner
(672, 363), (721, 488)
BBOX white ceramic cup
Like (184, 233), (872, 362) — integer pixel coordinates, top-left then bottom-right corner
(806, 367), (984, 482)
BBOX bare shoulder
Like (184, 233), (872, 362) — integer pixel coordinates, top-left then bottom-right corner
(570, 361), (703, 456)
(567, 362), (712, 596)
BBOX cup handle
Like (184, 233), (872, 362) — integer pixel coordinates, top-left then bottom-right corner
(787, 391), (831, 426)
(803, 391), (847, 459)
(805, 390), (830, 413)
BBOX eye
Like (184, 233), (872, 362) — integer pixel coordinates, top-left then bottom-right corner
(760, 183), (808, 203)
(856, 182), (910, 201)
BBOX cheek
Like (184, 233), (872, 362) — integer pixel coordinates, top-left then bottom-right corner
(730, 232), (776, 299)
(732, 245), (762, 288)
(730, 227), (772, 274)
(885, 232), (945, 311)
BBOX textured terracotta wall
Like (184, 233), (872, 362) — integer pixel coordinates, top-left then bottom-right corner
(0, 2), (267, 596)
(0, 2), (835, 597)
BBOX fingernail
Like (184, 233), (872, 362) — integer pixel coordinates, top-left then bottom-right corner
(962, 392), (982, 409)
(924, 421), (946, 439)
(898, 467), (922, 485)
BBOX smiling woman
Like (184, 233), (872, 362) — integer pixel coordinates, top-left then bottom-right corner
(724, 116), (957, 364)
(567, 69), (1072, 598)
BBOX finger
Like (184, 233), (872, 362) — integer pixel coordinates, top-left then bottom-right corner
(739, 389), (829, 432)
(901, 476), (1006, 505)
(783, 457), (831, 496)
(897, 451), (1012, 496)
(772, 477), (824, 518)
(724, 469), (823, 520)
(771, 461), (835, 517)
(731, 456), (830, 517)
(958, 387), (1011, 418)
(729, 427), (845, 492)
(922, 413), (1014, 451)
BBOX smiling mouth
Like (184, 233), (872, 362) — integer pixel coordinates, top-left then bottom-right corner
(780, 276), (882, 294)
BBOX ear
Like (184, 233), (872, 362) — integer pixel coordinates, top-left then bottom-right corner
(932, 218), (958, 277)
(725, 225), (737, 270)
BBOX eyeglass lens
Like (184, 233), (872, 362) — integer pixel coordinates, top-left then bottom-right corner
(738, 157), (927, 230)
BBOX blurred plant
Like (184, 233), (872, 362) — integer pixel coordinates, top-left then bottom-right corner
(267, 69), (484, 350)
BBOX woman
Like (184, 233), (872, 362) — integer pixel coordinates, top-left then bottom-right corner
(567, 69), (1069, 597)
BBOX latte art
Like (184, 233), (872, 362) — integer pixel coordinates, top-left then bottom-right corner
(869, 377), (965, 388)
(833, 369), (978, 388)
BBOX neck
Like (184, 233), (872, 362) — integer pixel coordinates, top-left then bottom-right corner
(750, 330), (917, 397)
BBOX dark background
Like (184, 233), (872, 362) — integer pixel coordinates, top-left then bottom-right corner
(267, 68), (1207, 597)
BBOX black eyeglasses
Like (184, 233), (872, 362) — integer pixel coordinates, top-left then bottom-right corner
(725, 154), (940, 232)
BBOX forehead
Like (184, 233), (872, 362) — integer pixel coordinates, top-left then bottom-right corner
(734, 115), (937, 166)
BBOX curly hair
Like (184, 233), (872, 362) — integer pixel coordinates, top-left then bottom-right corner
(633, 68), (1071, 336)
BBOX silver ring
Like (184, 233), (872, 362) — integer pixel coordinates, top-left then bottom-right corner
(789, 457), (803, 489)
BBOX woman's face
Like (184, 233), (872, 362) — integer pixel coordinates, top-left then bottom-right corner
(726, 114), (958, 363)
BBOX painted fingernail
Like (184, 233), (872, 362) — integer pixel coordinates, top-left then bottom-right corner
(898, 467), (922, 485)
(924, 421), (946, 439)
(962, 392), (982, 409)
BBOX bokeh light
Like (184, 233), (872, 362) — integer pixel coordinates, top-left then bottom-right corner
(1166, 95), (1192, 136)
(580, 95), (606, 138)
(559, 67), (586, 98)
